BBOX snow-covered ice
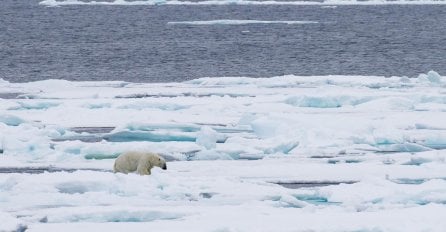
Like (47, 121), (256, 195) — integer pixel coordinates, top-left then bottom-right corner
(1, 72), (446, 231)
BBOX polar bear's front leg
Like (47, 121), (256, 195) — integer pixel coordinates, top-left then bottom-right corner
(136, 158), (152, 175)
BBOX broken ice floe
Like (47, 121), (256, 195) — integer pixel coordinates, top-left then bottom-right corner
(0, 115), (25, 126)
(1, 72), (446, 163)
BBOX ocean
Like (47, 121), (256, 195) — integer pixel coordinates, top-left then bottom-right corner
(1, 0), (445, 82)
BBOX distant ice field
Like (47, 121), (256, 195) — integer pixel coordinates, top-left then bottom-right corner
(167, 20), (318, 25)
(1, 73), (446, 231)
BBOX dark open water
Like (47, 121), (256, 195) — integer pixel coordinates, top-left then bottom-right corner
(1, 0), (445, 82)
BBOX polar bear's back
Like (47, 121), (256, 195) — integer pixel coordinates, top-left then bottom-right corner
(113, 151), (149, 173)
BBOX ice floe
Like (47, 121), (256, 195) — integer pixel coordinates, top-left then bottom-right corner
(1, 72), (446, 160)
(1, 72), (446, 231)
(167, 20), (318, 25)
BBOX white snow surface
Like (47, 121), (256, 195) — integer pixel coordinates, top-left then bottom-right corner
(1, 72), (446, 231)
(40, 0), (446, 6)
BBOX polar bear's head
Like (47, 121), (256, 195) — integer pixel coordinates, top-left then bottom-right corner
(149, 153), (167, 170)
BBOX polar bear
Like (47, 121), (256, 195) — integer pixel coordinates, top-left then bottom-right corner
(113, 151), (167, 175)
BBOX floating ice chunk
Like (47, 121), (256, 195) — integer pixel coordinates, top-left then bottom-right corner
(414, 102), (446, 112)
(238, 113), (257, 126)
(196, 126), (219, 149)
(84, 153), (120, 160)
(355, 97), (415, 111)
(125, 122), (200, 132)
(0, 114), (25, 126)
(264, 139), (299, 154)
(168, 20), (318, 25)
(399, 76), (411, 83)
(0, 124), (56, 160)
(160, 152), (188, 161)
(47, 209), (184, 223)
(192, 150), (233, 160)
(427, 70), (442, 83)
(420, 133), (446, 149)
(226, 135), (298, 156)
(414, 123), (446, 130)
(186, 76), (258, 86)
(294, 194), (339, 205)
(321, 177), (446, 209)
(250, 117), (284, 138)
(286, 95), (341, 108)
(82, 102), (112, 109)
(321, 5), (337, 8)
(371, 128), (432, 152)
(377, 142), (431, 153)
(9, 101), (60, 110)
(0, 175), (19, 191)
(285, 95), (371, 108)
(373, 129), (405, 145)
(418, 74), (429, 82)
(266, 194), (308, 208)
(103, 131), (196, 142)
(0, 212), (25, 232)
(402, 156), (433, 166)
(117, 102), (188, 111)
(418, 70), (443, 84)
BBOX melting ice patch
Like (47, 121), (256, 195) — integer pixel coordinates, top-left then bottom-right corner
(167, 20), (318, 25)
(117, 102), (189, 111)
(0, 115), (25, 126)
(103, 131), (197, 142)
(82, 102), (112, 109)
(285, 95), (373, 108)
(46, 208), (185, 223)
(8, 101), (61, 110)
(320, 178), (446, 208)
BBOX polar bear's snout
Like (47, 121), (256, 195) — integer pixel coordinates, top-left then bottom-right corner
(162, 163), (167, 170)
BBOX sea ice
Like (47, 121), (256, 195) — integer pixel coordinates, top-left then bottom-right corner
(167, 20), (318, 25)
(418, 70), (443, 84)
(103, 131), (197, 142)
(8, 101), (61, 111)
(0, 212), (25, 232)
(0, 114), (25, 126)
(1, 72), (446, 231)
(196, 126), (219, 149)
(285, 95), (372, 108)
